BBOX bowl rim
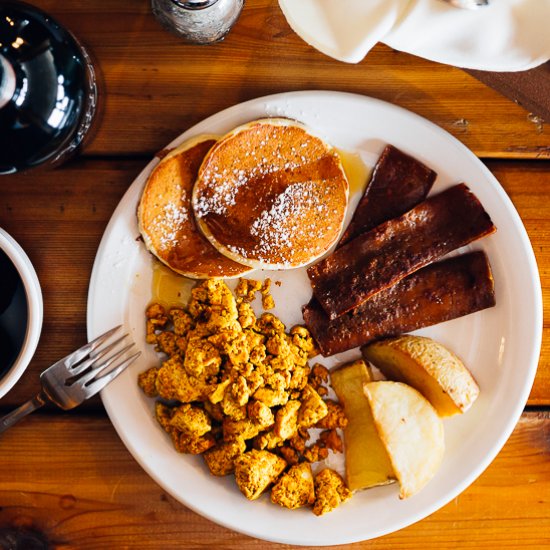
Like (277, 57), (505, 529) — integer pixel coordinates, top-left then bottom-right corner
(0, 228), (43, 398)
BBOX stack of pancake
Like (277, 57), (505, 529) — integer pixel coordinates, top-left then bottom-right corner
(138, 118), (349, 278)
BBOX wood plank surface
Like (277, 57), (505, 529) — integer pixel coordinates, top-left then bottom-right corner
(2, 1), (550, 547)
(1, 159), (549, 408)
(26, 0), (550, 159)
(0, 412), (548, 549)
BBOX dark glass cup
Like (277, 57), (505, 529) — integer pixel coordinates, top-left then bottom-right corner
(0, 1), (99, 174)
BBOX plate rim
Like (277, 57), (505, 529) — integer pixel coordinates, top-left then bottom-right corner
(87, 90), (543, 545)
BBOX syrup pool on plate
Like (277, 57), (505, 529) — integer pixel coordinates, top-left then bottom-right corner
(151, 260), (196, 308)
(336, 149), (370, 196)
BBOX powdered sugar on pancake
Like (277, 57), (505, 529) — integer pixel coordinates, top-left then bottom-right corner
(137, 136), (252, 279)
(192, 119), (349, 270)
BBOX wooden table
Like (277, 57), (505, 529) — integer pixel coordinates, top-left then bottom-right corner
(1, 1), (549, 548)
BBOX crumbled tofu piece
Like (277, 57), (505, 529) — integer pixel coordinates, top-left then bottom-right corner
(221, 391), (247, 421)
(203, 400), (224, 423)
(278, 445), (300, 466)
(273, 400), (301, 441)
(243, 370), (264, 396)
(237, 302), (256, 329)
(234, 450), (287, 500)
(271, 463), (315, 510)
(169, 404), (212, 437)
(236, 278), (262, 302)
(291, 325), (319, 358)
(146, 303), (167, 320)
(155, 402), (173, 432)
(138, 366), (159, 397)
(230, 375), (253, 407)
(256, 313), (286, 336)
(183, 337), (221, 378)
(303, 443), (329, 463)
(208, 378), (231, 404)
(188, 279), (239, 334)
(266, 333), (292, 357)
(156, 355), (214, 402)
(318, 429), (344, 454)
(247, 400), (274, 427)
(298, 384), (328, 429)
(253, 429), (282, 450)
(146, 303), (168, 344)
(315, 400), (348, 430)
(156, 331), (177, 356)
(175, 335), (189, 355)
(309, 363), (330, 389)
(170, 308), (193, 336)
(288, 365), (310, 391)
(203, 439), (246, 476)
(289, 342), (309, 368)
(261, 279), (275, 310)
(313, 469), (352, 516)
(289, 431), (309, 453)
(172, 430), (216, 455)
(207, 329), (248, 365)
(223, 417), (266, 442)
(253, 386), (289, 407)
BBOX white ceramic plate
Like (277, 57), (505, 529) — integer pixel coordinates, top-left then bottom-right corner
(87, 91), (542, 546)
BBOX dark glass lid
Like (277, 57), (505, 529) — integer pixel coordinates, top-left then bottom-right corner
(0, 1), (95, 174)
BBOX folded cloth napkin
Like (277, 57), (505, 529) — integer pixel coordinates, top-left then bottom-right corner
(279, 0), (550, 71)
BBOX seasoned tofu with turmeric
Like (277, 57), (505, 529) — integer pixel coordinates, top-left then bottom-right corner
(203, 439), (246, 476)
(313, 469), (352, 516)
(271, 462), (315, 510)
(169, 404), (211, 437)
(298, 384), (329, 429)
(137, 366), (159, 397)
(234, 449), (287, 500)
(139, 277), (348, 515)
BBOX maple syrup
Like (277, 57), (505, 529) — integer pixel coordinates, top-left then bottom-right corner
(150, 260), (195, 308)
(337, 149), (370, 197)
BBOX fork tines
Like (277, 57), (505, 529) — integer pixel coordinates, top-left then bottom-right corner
(53, 326), (141, 395)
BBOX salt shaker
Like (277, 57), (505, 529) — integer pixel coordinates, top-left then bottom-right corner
(151, 0), (244, 44)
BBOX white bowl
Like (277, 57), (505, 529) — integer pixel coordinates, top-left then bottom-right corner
(0, 228), (43, 398)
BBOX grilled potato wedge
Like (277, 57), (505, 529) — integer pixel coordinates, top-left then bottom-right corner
(364, 381), (445, 499)
(362, 335), (479, 417)
(330, 360), (396, 491)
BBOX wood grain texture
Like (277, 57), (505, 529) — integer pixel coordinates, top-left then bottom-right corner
(24, 0), (550, 159)
(0, 412), (548, 549)
(1, 3), (549, 545)
(0, 159), (548, 407)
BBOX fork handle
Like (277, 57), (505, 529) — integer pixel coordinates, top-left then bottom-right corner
(0, 392), (47, 434)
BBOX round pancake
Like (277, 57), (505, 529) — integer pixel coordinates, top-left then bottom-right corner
(192, 118), (349, 270)
(138, 135), (253, 279)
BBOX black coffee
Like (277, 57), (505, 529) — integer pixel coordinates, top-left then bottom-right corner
(0, 249), (28, 378)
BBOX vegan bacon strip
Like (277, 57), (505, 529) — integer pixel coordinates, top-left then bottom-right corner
(338, 145), (436, 247)
(303, 251), (496, 357)
(307, 184), (496, 320)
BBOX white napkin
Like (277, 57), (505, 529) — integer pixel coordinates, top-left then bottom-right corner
(278, 0), (550, 71)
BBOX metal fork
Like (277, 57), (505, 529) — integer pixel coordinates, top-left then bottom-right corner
(0, 326), (140, 434)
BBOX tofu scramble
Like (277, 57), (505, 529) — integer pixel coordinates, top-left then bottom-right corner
(138, 277), (351, 515)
